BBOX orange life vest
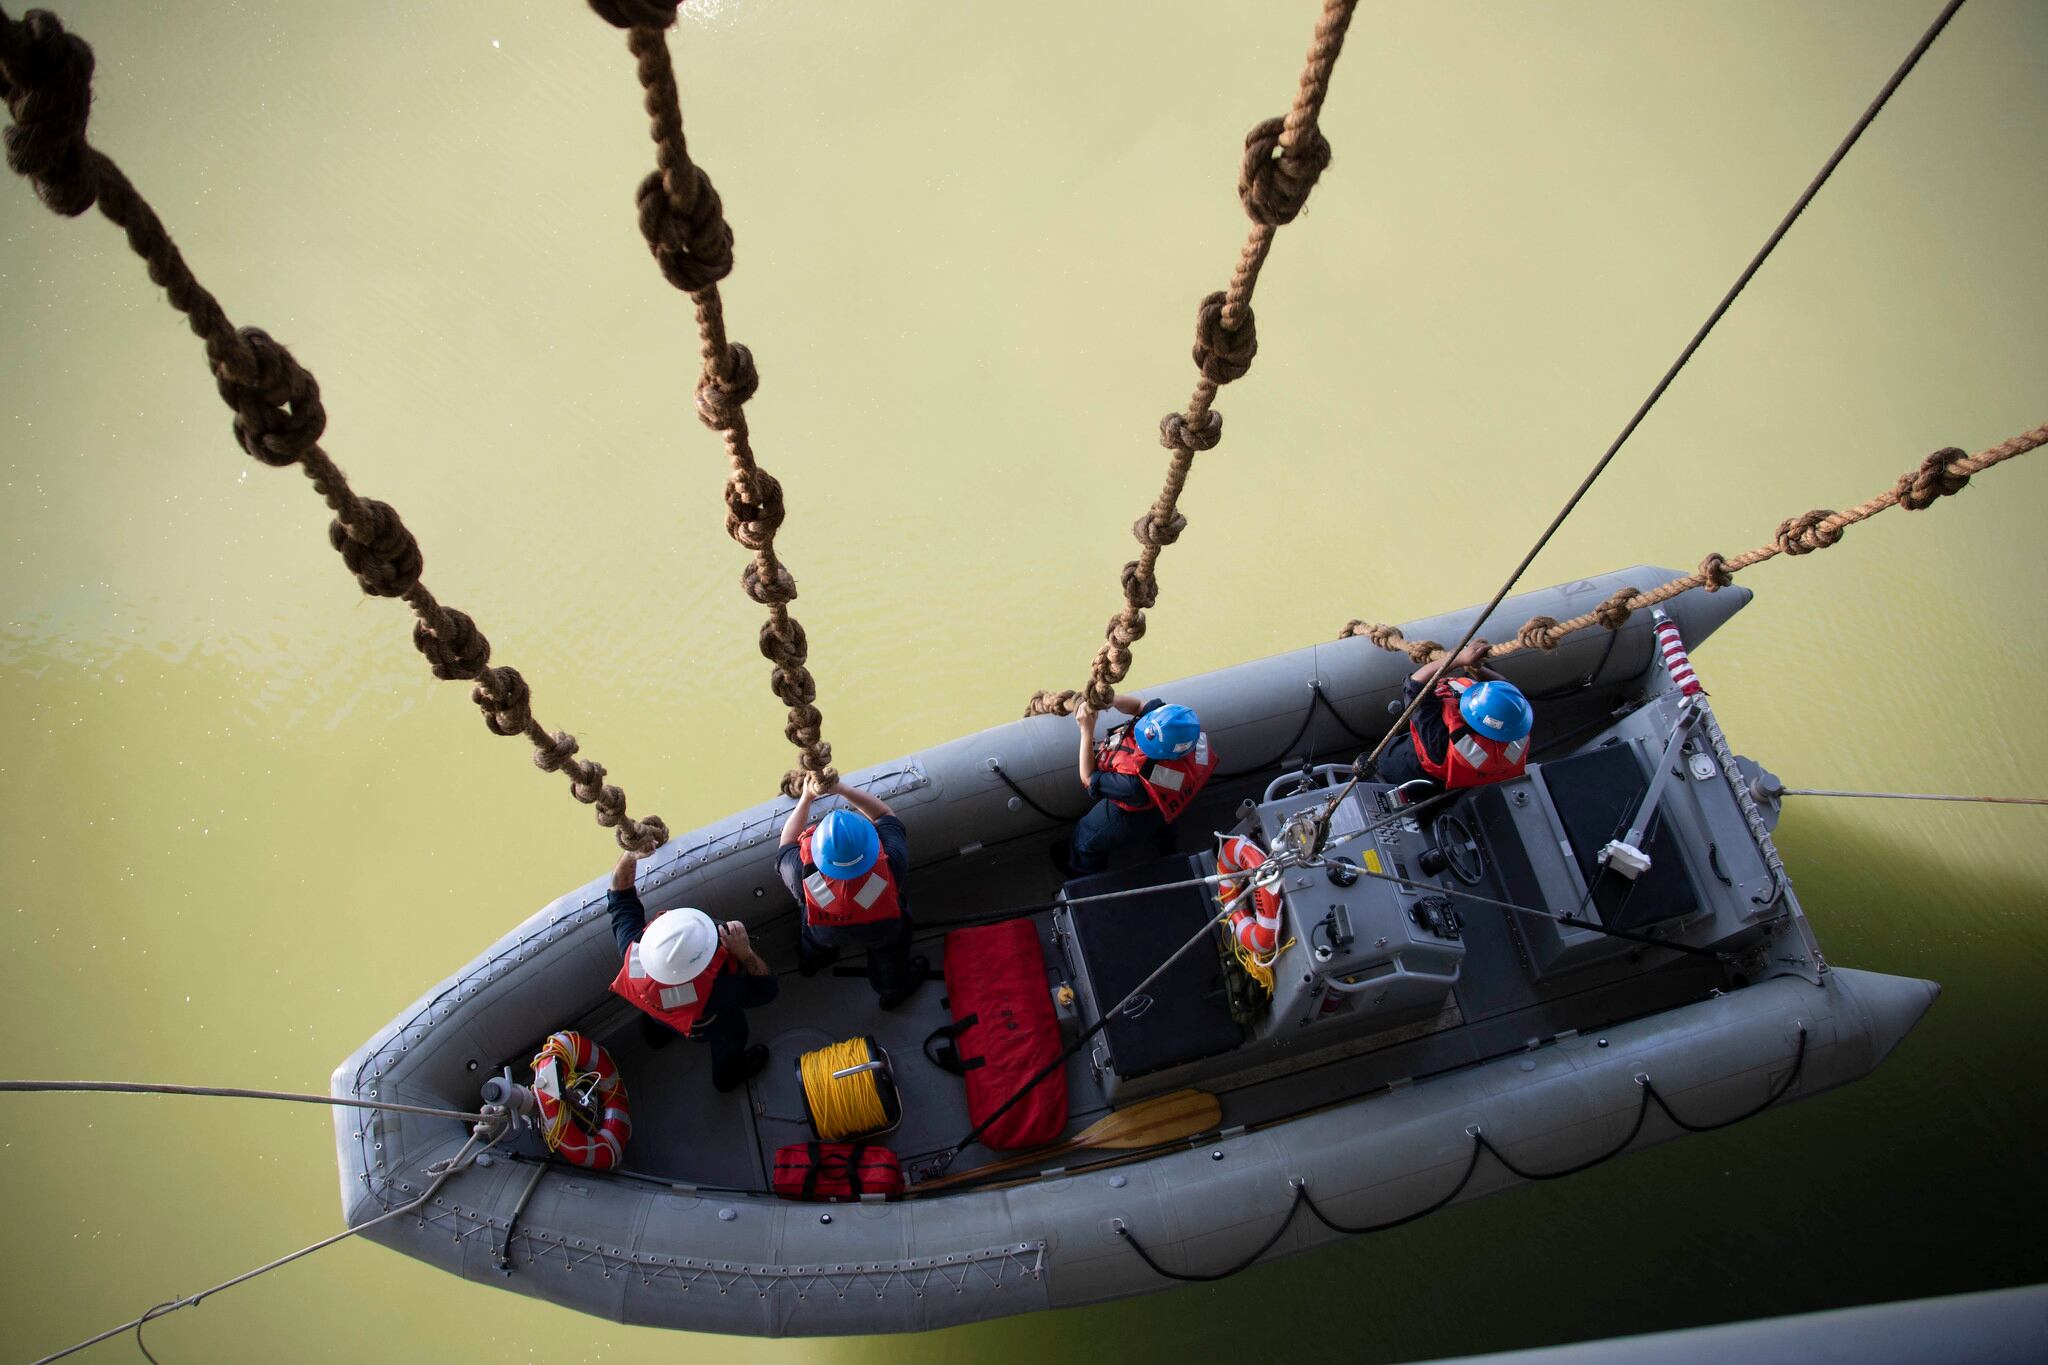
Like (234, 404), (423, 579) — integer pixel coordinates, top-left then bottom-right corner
(609, 938), (732, 1037)
(1413, 676), (1529, 790)
(797, 825), (904, 929)
(1098, 725), (1217, 821)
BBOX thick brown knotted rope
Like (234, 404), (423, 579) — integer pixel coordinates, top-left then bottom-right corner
(0, 5), (668, 852)
(592, 4), (835, 798)
(1344, 425), (2046, 665)
(1026, 0), (1359, 718)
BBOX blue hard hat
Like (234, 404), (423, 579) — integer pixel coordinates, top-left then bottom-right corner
(1458, 680), (1533, 744)
(813, 809), (880, 880)
(1135, 703), (1201, 760)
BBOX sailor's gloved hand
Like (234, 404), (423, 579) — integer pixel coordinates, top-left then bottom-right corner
(1074, 704), (1096, 733)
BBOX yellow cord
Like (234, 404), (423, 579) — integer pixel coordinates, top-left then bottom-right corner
(799, 1037), (890, 1141)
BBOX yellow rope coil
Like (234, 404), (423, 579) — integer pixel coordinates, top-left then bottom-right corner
(799, 1037), (890, 1142)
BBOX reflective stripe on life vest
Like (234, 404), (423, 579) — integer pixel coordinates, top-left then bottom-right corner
(1100, 726), (1217, 821)
(797, 825), (904, 929)
(1415, 678), (1529, 790)
(611, 941), (730, 1037)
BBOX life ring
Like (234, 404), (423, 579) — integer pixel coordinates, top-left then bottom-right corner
(1217, 835), (1283, 962)
(531, 1030), (632, 1171)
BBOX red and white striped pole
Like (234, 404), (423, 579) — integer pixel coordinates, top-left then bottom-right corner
(1650, 607), (1704, 697)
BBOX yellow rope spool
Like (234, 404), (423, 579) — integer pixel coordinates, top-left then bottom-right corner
(797, 1036), (898, 1142)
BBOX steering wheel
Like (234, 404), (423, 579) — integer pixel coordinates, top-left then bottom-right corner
(1430, 810), (1486, 886)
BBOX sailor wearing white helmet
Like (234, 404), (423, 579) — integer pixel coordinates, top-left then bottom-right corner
(607, 848), (779, 1092)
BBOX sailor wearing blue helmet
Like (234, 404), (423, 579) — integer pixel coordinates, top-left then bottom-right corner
(778, 774), (926, 1009)
(1376, 639), (1534, 790)
(1056, 694), (1219, 878)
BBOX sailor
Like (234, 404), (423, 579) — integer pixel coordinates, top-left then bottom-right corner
(1058, 694), (1217, 878)
(607, 848), (779, 1092)
(778, 774), (927, 1010)
(1374, 639), (1534, 791)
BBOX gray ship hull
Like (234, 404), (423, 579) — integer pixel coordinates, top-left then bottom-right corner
(330, 568), (1938, 1335)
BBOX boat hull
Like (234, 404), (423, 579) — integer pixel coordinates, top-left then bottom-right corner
(330, 567), (1938, 1334)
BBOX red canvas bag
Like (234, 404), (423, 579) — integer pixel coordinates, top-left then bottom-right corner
(770, 1141), (905, 1201)
(925, 918), (1068, 1151)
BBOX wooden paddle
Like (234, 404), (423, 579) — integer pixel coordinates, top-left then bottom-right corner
(914, 1088), (1222, 1192)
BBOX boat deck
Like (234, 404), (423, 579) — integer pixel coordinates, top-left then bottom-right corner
(509, 698), (1735, 1196)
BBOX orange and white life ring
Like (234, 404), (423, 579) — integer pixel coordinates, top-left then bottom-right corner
(532, 1030), (632, 1171)
(1217, 835), (1283, 962)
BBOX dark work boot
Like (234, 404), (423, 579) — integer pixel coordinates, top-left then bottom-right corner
(712, 1044), (770, 1093)
(877, 956), (930, 1012)
(1047, 841), (1075, 881)
(639, 1015), (676, 1050)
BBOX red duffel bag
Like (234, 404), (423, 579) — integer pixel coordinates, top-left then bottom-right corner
(925, 918), (1067, 1150)
(770, 1141), (905, 1202)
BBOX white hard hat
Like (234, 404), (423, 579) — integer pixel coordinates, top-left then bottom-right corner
(639, 907), (719, 984)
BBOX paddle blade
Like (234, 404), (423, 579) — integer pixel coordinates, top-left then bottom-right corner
(1082, 1089), (1222, 1150)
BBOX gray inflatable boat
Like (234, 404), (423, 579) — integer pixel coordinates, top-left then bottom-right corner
(330, 567), (1938, 1336)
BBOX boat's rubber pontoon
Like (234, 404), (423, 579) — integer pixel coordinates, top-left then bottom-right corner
(331, 568), (1937, 1335)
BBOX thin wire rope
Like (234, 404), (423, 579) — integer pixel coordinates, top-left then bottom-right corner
(0, 1079), (482, 1124)
(1361, 0), (1968, 769)
(1780, 788), (2047, 807)
(31, 1130), (497, 1365)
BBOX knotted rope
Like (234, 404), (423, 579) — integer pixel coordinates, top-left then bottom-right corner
(588, 1), (833, 798)
(1343, 425), (2046, 664)
(1026, 0), (1360, 717)
(0, 4), (667, 852)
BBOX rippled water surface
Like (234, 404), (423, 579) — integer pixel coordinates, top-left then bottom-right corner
(4, 2), (2045, 1361)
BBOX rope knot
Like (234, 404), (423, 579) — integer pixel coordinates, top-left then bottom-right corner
(1191, 291), (1258, 386)
(532, 729), (580, 773)
(1237, 115), (1332, 227)
(1119, 560), (1159, 609)
(741, 557), (797, 608)
(770, 665), (817, 709)
(724, 465), (785, 550)
(636, 166), (733, 294)
(1024, 689), (1082, 718)
(1516, 615), (1565, 651)
(1, 8), (99, 217)
(569, 761), (625, 822)
(695, 342), (759, 431)
(1698, 552), (1733, 591)
(1775, 509), (1843, 555)
(1131, 510), (1187, 550)
(1106, 609), (1147, 651)
(215, 328), (327, 467)
(779, 761), (837, 801)
(1082, 679), (1118, 711)
(473, 666), (533, 738)
(1894, 446), (1970, 510)
(617, 814), (669, 855)
(758, 614), (807, 665)
(584, 0), (680, 29)
(1594, 587), (1639, 632)
(324, 497), (416, 596)
(327, 498), (423, 598)
(1158, 409), (1223, 453)
(412, 605), (491, 680)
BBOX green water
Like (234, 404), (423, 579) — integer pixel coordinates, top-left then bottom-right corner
(3, 1), (2045, 1360)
